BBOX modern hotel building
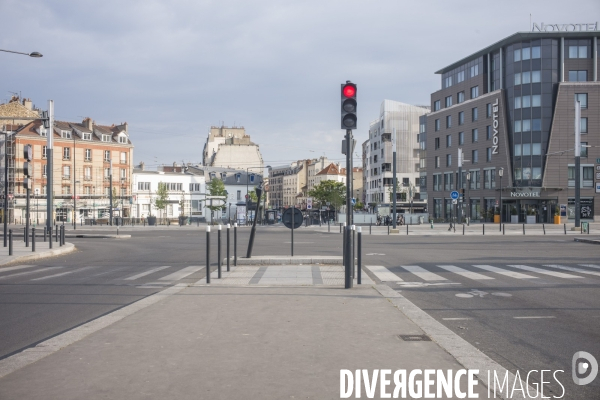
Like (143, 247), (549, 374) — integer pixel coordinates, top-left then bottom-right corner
(420, 28), (599, 223)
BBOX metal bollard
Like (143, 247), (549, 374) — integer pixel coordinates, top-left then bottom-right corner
(342, 225), (346, 268)
(340, 223), (342, 234)
(205, 226), (210, 284)
(407, 224), (409, 235)
(463, 224), (465, 235)
(388, 225), (389, 235)
(351, 225), (355, 278)
(233, 223), (237, 266)
(55, 225), (58, 243)
(370, 222), (372, 235)
(217, 225), (222, 279)
(483, 224), (485, 235)
(328, 219), (330, 233)
(523, 223), (525, 235)
(564, 223), (566, 235)
(24, 227), (26, 244)
(226, 224), (231, 272)
(32, 228), (35, 252)
(503, 224), (505, 235)
(61, 226), (65, 246)
(543, 224), (546, 235)
(9, 229), (13, 256)
(43, 227), (47, 242)
(357, 227), (362, 285)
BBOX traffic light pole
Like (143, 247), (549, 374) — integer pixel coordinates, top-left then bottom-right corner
(46, 101), (54, 236)
(392, 129), (397, 229)
(345, 129), (353, 289)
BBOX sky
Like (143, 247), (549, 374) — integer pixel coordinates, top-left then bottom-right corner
(1, 0), (598, 170)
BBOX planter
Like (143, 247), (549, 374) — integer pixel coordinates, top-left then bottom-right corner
(494, 215), (500, 223)
(147, 216), (157, 226)
(526, 215), (536, 224)
(511, 215), (519, 224)
(554, 215), (561, 224)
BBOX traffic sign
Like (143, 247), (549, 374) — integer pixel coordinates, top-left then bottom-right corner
(452, 199), (457, 205)
(351, 198), (356, 205)
(307, 198), (313, 210)
(282, 208), (303, 229)
(450, 191), (459, 200)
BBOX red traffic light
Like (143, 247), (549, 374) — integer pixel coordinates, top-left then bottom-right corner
(343, 84), (356, 98)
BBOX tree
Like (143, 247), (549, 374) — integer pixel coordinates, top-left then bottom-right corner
(354, 201), (364, 211)
(247, 190), (258, 203)
(308, 180), (346, 211)
(207, 179), (227, 221)
(153, 182), (169, 220)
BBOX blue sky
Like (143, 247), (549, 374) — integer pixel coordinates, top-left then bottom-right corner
(1, 0), (597, 169)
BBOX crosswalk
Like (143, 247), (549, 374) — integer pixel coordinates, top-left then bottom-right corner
(366, 263), (600, 285)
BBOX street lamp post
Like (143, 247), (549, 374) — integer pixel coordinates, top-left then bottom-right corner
(498, 167), (504, 230)
(466, 172), (471, 224)
(0, 49), (43, 58)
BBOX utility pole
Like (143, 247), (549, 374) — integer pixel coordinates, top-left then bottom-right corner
(458, 148), (463, 223)
(109, 157), (113, 225)
(392, 128), (397, 229)
(574, 100), (581, 228)
(73, 135), (76, 230)
(45, 101), (54, 234)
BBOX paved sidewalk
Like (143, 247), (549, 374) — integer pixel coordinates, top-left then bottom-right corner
(0, 238), (75, 266)
(0, 281), (492, 399)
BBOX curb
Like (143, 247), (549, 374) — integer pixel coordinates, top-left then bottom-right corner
(574, 237), (600, 245)
(229, 256), (343, 265)
(0, 242), (76, 266)
(11, 234), (130, 239)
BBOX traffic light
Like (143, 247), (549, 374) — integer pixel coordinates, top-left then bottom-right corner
(460, 188), (465, 200)
(341, 81), (357, 130)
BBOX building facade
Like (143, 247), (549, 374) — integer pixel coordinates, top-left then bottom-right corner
(202, 125), (263, 174)
(423, 29), (599, 222)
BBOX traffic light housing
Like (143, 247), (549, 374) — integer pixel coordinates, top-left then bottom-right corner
(341, 81), (357, 130)
(460, 188), (465, 200)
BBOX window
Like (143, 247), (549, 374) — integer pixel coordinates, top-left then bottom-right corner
(581, 142), (588, 157)
(83, 132), (91, 140)
(569, 46), (588, 58)
(470, 170), (480, 189)
(402, 177), (410, 187)
(435, 119), (440, 131)
(532, 119), (541, 131)
(104, 168), (110, 180)
(472, 150), (478, 164)
(532, 46), (541, 59)
(118, 136), (127, 144)
(42, 146), (47, 159)
(189, 183), (201, 192)
(583, 167), (593, 187)
(445, 96), (453, 107)
(457, 71), (465, 83)
(433, 100), (441, 111)
(63, 147), (70, 160)
(121, 188), (127, 197)
(457, 111), (464, 126)
(522, 47), (530, 60)
(523, 119), (531, 132)
(515, 120), (522, 133)
(433, 175), (441, 191)
(470, 64), (479, 77)
(514, 144), (522, 156)
(569, 70), (588, 82)
(446, 115), (452, 128)
(250, 174), (255, 183)
(581, 117), (588, 133)
(522, 71), (531, 84)
(40, 129), (47, 137)
(84, 148), (91, 161)
(457, 91), (465, 103)
(472, 128), (478, 143)
(515, 73), (521, 85)
(514, 49), (521, 62)
(120, 152), (127, 164)
(575, 93), (588, 109)
(63, 165), (70, 179)
(444, 172), (453, 190)
(138, 182), (151, 191)
(61, 130), (71, 139)
(435, 156), (440, 168)
(532, 95), (541, 107)
(531, 71), (541, 83)
(445, 76), (452, 88)
(486, 103), (492, 118)
(472, 107), (478, 122)
(237, 190), (241, 200)
(486, 125), (492, 140)
(62, 186), (71, 195)
(486, 148), (492, 162)
(435, 137), (440, 150)
(120, 168), (126, 179)
(43, 164), (47, 177)
(515, 97), (522, 109)
(470, 86), (479, 99)
(84, 167), (91, 180)
(446, 134), (452, 147)
(102, 134), (111, 142)
(458, 132), (464, 145)
(446, 154), (452, 167)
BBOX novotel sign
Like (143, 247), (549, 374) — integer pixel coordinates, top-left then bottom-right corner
(532, 22), (598, 32)
(510, 189), (541, 198)
(491, 98), (500, 155)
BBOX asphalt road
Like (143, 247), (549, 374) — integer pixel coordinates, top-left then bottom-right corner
(0, 225), (599, 399)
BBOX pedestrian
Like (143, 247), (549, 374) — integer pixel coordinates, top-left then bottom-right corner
(448, 221), (453, 231)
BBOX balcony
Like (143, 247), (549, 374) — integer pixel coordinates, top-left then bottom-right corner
(62, 175), (71, 180)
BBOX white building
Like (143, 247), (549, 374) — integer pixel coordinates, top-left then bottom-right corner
(363, 100), (429, 208)
(202, 125), (263, 174)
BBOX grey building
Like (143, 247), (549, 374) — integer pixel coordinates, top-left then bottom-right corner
(421, 29), (599, 223)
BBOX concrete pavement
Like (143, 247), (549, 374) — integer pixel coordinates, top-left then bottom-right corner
(0, 238), (75, 266)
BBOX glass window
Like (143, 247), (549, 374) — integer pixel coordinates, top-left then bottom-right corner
(435, 156), (440, 168)
(532, 143), (541, 155)
(470, 64), (479, 77)
(532, 167), (542, 180)
(458, 132), (464, 145)
(514, 144), (522, 156)
(522, 47), (530, 60)
(457, 91), (465, 103)
(445, 76), (452, 88)
(85, 148), (92, 161)
(446, 154), (452, 167)
(581, 118), (588, 133)
(583, 166), (593, 180)
(569, 46), (578, 58)
(522, 71), (531, 84)
(445, 96), (453, 107)
(532, 46), (541, 59)
(515, 120), (522, 133)
(446, 134), (452, 147)
(581, 142), (588, 157)
(472, 107), (478, 121)
(522, 143), (531, 156)
(523, 167), (531, 180)
(458, 111), (464, 125)
(532, 119), (541, 131)
(515, 168), (522, 180)
(446, 115), (452, 128)
(570, 46), (588, 58)
(531, 71), (541, 83)
(472, 150), (478, 164)
(486, 125), (492, 140)
(435, 119), (440, 131)
(575, 93), (588, 109)
(457, 71), (465, 83)
(486, 103), (492, 118)
(63, 165), (70, 178)
(522, 95), (531, 107)
(522, 119), (531, 132)
(578, 46), (587, 58)
(63, 147), (70, 160)
(569, 71), (588, 81)
(515, 97), (521, 109)
(472, 128), (478, 143)
(434, 100), (440, 111)
(486, 148), (492, 162)
(514, 73), (521, 85)
(470, 86), (479, 99)
(532, 95), (541, 107)
(435, 137), (440, 149)
(514, 49), (521, 62)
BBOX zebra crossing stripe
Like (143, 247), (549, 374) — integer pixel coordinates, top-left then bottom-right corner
(400, 265), (447, 281)
(158, 266), (204, 281)
(436, 265), (494, 280)
(0, 267), (64, 280)
(471, 265), (538, 279)
(579, 264), (600, 270)
(365, 265), (403, 282)
(543, 265), (600, 277)
(123, 266), (171, 280)
(0, 265), (38, 273)
(30, 267), (94, 281)
(507, 265), (584, 279)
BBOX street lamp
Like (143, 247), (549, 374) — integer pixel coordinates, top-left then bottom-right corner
(466, 172), (470, 225)
(498, 167), (504, 230)
(0, 49), (43, 58)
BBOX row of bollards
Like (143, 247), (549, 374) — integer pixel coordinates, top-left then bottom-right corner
(205, 224), (237, 284)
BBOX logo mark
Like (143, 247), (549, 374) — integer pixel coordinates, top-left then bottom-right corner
(572, 351), (598, 385)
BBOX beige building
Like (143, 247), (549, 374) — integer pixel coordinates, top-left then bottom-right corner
(307, 156), (330, 194)
(283, 160), (309, 208)
(352, 167), (364, 206)
(202, 125), (263, 174)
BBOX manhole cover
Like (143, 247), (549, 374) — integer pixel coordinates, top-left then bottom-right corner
(398, 334), (431, 342)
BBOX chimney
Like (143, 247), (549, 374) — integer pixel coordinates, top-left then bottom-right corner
(139, 161), (145, 171)
(123, 122), (128, 133)
(23, 98), (33, 110)
(83, 117), (93, 130)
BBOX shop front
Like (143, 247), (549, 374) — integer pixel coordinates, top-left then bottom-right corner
(499, 187), (559, 223)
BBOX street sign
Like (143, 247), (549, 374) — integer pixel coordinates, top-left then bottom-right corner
(307, 198), (313, 210)
(450, 191), (459, 200)
(452, 199), (457, 205)
(351, 198), (356, 205)
(282, 208), (303, 229)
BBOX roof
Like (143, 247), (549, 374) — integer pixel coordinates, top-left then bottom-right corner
(435, 31), (599, 74)
(316, 163), (343, 176)
(0, 98), (40, 119)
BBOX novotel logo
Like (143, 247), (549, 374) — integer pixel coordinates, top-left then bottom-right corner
(511, 191), (540, 198)
(532, 22), (598, 32)
(491, 98), (500, 155)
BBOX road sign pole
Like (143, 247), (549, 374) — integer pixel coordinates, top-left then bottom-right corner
(291, 206), (294, 257)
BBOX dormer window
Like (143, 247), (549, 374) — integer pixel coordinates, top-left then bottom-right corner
(83, 132), (91, 141)
(118, 136), (127, 144)
(250, 174), (255, 183)
(236, 174), (241, 182)
(62, 131), (71, 139)
(210, 172), (216, 179)
(40, 128), (47, 137)
(102, 134), (111, 142)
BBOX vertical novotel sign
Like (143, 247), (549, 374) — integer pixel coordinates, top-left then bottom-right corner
(492, 98), (500, 155)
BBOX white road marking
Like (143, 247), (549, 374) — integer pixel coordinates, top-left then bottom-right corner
(579, 264), (600, 270)
(442, 317), (472, 320)
(513, 316), (555, 319)
(507, 265), (584, 279)
(0, 265), (38, 273)
(366, 253), (386, 256)
(158, 266), (204, 281)
(0, 267), (64, 280)
(30, 267), (94, 281)
(437, 265), (494, 280)
(400, 265), (447, 281)
(123, 266), (171, 280)
(471, 265), (538, 279)
(543, 264), (600, 277)
(365, 265), (403, 282)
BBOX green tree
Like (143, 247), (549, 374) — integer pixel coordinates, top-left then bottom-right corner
(153, 182), (169, 219)
(387, 179), (401, 202)
(207, 178), (227, 214)
(354, 201), (364, 211)
(308, 180), (346, 211)
(248, 190), (258, 203)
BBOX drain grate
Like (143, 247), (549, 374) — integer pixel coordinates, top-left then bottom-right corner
(398, 334), (431, 342)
